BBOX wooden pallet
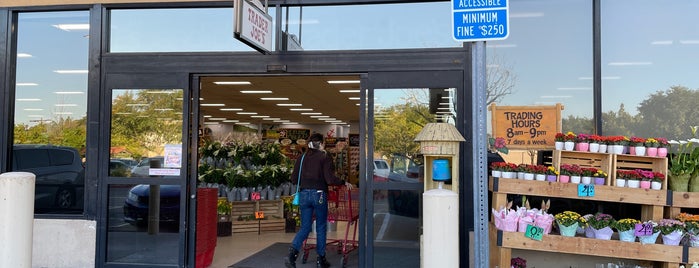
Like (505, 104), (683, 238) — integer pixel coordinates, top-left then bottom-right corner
(232, 218), (286, 234)
(614, 154), (668, 189)
(230, 199), (285, 233)
(552, 150), (613, 185)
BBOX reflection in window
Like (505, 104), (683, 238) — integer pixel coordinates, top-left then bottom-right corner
(110, 89), (183, 178)
(486, 0), (593, 134)
(13, 11), (89, 214)
(601, 1), (699, 140)
(110, 8), (273, 52)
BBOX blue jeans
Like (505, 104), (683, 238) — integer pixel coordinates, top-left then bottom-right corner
(291, 189), (328, 257)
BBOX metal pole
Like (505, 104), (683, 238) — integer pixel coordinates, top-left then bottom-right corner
(471, 41), (489, 268)
(0, 172), (35, 268)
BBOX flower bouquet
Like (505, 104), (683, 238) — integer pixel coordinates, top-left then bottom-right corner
(612, 218), (640, 242)
(678, 213), (699, 247)
(638, 220), (660, 244)
(554, 211), (582, 237)
(492, 205), (519, 232)
(587, 213), (615, 240)
(656, 218), (686, 246)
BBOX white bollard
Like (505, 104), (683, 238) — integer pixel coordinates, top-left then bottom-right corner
(422, 188), (459, 268)
(0, 172), (35, 268)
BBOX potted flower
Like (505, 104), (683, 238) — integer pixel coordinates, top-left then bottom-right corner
(607, 135), (628, 154)
(580, 167), (597, 184)
(554, 211), (582, 237)
(645, 138), (660, 157)
(638, 220), (660, 244)
(637, 169), (654, 189)
(554, 132), (566, 150)
(651, 172), (664, 190)
(612, 218), (641, 242)
(545, 166), (559, 182)
(533, 165), (548, 181)
(588, 134), (604, 152)
(677, 212), (699, 247)
(629, 136), (647, 156)
(510, 257), (526, 268)
(587, 213), (615, 240)
(560, 164), (582, 183)
(624, 169), (642, 188)
(593, 169), (607, 185)
(498, 163), (518, 179)
(562, 131), (576, 151)
(656, 219), (686, 246)
(575, 133), (591, 151)
(656, 137), (669, 157)
(668, 127), (699, 192)
(490, 162), (507, 177)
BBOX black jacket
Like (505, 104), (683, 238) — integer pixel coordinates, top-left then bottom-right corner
(291, 149), (344, 191)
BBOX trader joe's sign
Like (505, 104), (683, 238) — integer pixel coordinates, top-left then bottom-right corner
(489, 104), (563, 150)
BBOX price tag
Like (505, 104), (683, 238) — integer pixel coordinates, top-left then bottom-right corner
(634, 223), (654, 236)
(524, 224), (543, 241)
(255, 211), (264, 219)
(577, 184), (595, 197)
(251, 192), (261, 201)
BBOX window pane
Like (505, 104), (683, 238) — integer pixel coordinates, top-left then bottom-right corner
(486, 0), (593, 134)
(110, 8), (275, 52)
(13, 11), (89, 214)
(601, 1), (699, 139)
(282, 2), (461, 50)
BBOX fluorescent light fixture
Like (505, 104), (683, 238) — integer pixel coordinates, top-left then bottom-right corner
(310, 115), (329, 118)
(220, 108), (243, 111)
(240, 90), (272, 93)
(235, 122), (251, 125)
(54, 112), (73, 115)
(339, 90), (360, 93)
(55, 104), (77, 107)
(223, 120), (240, 123)
(24, 108), (43, 111)
(439, 102), (451, 105)
(127, 103), (149, 107)
(203, 115), (212, 118)
(557, 87), (591, 91)
(301, 112), (322, 115)
(442, 96), (452, 99)
(327, 80), (360, 84)
(331, 122), (346, 125)
(438, 107), (450, 110)
(55, 91), (84, 94)
(274, 120), (290, 123)
(204, 122), (219, 125)
(155, 108), (174, 111)
(680, 40), (699, 45)
(282, 122), (298, 125)
(608, 62), (652, 66)
(261, 97), (289, 100)
(327, 120), (342, 123)
(115, 112), (132, 115)
(348, 97), (360, 100)
(17, 53), (32, 58)
(208, 118), (227, 121)
(214, 81), (251, 85)
(16, 83), (38, 86)
(319, 118), (336, 121)
(263, 118), (281, 121)
(52, 24), (89, 31)
(17, 98), (41, 101)
(250, 115), (269, 118)
(54, 70), (88, 74)
(201, 103), (225, 106)
(651, 40), (673, 45)
(236, 112), (258, 115)
(290, 108), (313, 111)
(277, 103), (302, 106)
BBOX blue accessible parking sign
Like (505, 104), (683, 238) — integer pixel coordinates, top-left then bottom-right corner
(452, 0), (509, 42)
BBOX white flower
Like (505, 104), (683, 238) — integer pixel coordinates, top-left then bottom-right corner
(669, 140), (680, 144)
(690, 138), (699, 143)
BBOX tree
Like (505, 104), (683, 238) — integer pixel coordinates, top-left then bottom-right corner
(374, 97), (434, 159)
(486, 51), (517, 105)
(601, 103), (638, 136)
(635, 86), (699, 140)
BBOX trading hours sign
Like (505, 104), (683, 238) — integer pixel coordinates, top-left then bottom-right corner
(489, 103), (563, 150)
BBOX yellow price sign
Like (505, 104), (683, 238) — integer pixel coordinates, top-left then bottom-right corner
(255, 211), (264, 219)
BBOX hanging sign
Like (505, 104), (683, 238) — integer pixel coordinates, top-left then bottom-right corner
(489, 103), (563, 150)
(234, 0), (273, 53)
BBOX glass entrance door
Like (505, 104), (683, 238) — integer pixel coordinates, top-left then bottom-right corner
(100, 74), (190, 267)
(362, 71), (463, 267)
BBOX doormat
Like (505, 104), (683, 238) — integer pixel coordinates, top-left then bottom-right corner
(229, 242), (358, 268)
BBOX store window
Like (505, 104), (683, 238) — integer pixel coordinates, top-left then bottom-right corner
(486, 0), (593, 135)
(282, 2), (461, 50)
(109, 7), (274, 52)
(12, 11), (89, 214)
(601, 1), (699, 140)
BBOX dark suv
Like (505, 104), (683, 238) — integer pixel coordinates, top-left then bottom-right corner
(11, 144), (85, 213)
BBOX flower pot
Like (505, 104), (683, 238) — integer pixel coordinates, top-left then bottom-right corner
(594, 177), (605, 185)
(669, 173), (691, 192)
(501, 171), (515, 179)
(581, 176), (592, 184)
(634, 146), (646, 156)
(615, 178), (626, 187)
(589, 142), (600, 153)
(584, 226), (595, 238)
(564, 141), (575, 151)
(640, 180), (651, 189)
(599, 144), (608, 153)
(639, 231), (660, 244)
(547, 174), (558, 182)
(559, 175), (570, 183)
(690, 174), (699, 192)
(570, 175), (581, 184)
(646, 147), (658, 157)
(629, 146), (636, 155)
(518, 218), (534, 233)
(535, 174), (546, 181)
(627, 180), (640, 188)
(618, 229), (636, 242)
(658, 147), (668, 157)
(651, 181), (662, 190)
(491, 170), (502, 178)
(558, 222), (578, 237)
(593, 226), (614, 240)
(517, 172), (524, 179)
(555, 141), (564, 150)
(612, 145), (624, 154)
(523, 173), (535, 181)
(661, 230), (683, 246)
(576, 142), (589, 152)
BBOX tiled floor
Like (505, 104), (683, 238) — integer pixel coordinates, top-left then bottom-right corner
(211, 222), (352, 268)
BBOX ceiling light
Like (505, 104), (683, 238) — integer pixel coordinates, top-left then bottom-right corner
(235, 122), (251, 125)
(155, 108), (174, 111)
(52, 24), (89, 31)
(282, 122), (298, 125)
(263, 118), (281, 120)
(310, 115), (329, 118)
(301, 112), (322, 115)
(127, 103), (149, 107)
(438, 107), (450, 110)
(236, 112), (257, 115)
(339, 90), (360, 93)
(250, 115), (269, 118)
(17, 53), (32, 58)
(209, 118), (227, 121)
(24, 108), (43, 111)
(277, 103), (302, 106)
(439, 102), (451, 105)
(220, 108), (243, 111)
(214, 81), (251, 85)
(261, 97), (289, 100)
(201, 103), (225, 106)
(223, 120), (239, 123)
(55, 91), (84, 94)
(203, 115), (212, 118)
(290, 108), (313, 111)
(327, 80), (360, 84)
(55, 104), (77, 107)
(348, 97), (360, 100)
(240, 90), (273, 93)
(115, 112), (132, 115)
(204, 122), (219, 125)
(16, 83), (38, 86)
(54, 70), (88, 74)
(274, 120), (290, 123)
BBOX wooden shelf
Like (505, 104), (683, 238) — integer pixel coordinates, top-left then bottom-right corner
(489, 177), (668, 206)
(670, 191), (699, 208)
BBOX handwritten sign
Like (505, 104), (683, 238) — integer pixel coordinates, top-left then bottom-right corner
(634, 223), (654, 236)
(255, 211), (265, 219)
(489, 104), (563, 150)
(577, 184), (595, 197)
(524, 224), (543, 241)
(251, 192), (261, 201)
(278, 128), (310, 142)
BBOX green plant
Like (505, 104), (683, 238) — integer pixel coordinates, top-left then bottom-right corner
(587, 213), (615, 229)
(217, 199), (232, 215)
(668, 126), (699, 176)
(554, 211), (582, 227)
(612, 218), (641, 232)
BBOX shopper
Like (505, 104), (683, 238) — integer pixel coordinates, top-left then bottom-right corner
(285, 133), (353, 268)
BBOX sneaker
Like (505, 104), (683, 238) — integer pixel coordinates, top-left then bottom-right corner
(316, 255), (331, 268)
(284, 247), (299, 268)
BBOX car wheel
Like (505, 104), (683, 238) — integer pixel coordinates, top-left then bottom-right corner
(55, 187), (75, 208)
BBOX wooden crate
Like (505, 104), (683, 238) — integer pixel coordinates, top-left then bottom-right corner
(614, 154), (668, 189)
(232, 219), (286, 234)
(552, 150), (613, 185)
(230, 199), (285, 234)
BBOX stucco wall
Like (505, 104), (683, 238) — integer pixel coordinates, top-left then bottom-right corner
(32, 219), (95, 268)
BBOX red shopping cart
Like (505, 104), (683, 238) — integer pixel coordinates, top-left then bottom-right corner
(302, 185), (359, 267)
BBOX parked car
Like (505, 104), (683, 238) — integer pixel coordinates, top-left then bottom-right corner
(11, 144), (85, 212)
(123, 184), (180, 226)
(109, 159), (132, 177)
(130, 157), (164, 177)
(373, 159), (390, 181)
